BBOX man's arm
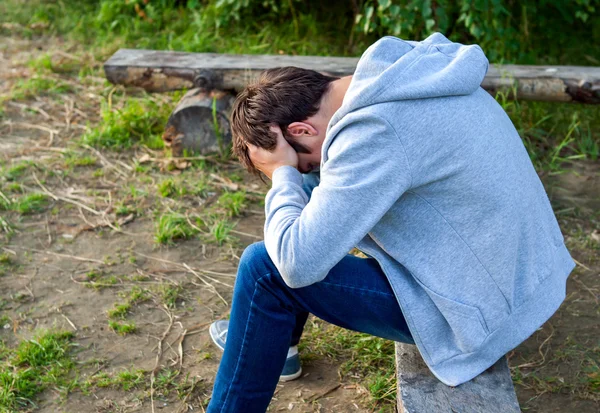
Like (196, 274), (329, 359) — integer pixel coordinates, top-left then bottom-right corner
(263, 114), (412, 288)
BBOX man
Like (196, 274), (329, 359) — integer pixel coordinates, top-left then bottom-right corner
(206, 33), (575, 412)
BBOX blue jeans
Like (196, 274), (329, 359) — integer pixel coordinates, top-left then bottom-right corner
(207, 242), (414, 413)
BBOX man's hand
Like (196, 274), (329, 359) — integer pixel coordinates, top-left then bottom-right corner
(248, 125), (298, 179)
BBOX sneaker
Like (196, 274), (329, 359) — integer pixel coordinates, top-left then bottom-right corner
(209, 320), (302, 382)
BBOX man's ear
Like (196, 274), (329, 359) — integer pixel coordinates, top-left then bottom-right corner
(287, 122), (318, 138)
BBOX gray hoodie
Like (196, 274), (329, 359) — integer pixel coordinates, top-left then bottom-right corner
(264, 33), (575, 386)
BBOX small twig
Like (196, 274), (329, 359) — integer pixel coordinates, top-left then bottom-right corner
(45, 216), (52, 247)
(0, 189), (10, 204)
(573, 258), (592, 272)
(190, 279), (228, 306)
(573, 276), (599, 304)
(230, 229), (262, 240)
(1, 247), (17, 256)
(2, 120), (57, 135)
(32, 172), (102, 216)
(178, 329), (187, 371)
(82, 144), (128, 178)
(115, 159), (134, 171)
(515, 323), (555, 369)
(185, 214), (208, 234)
(199, 269), (236, 278)
(151, 305), (175, 413)
(306, 383), (341, 402)
(9, 245), (105, 264)
(7, 101), (51, 120)
(184, 263), (233, 289)
(24, 146), (69, 154)
(57, 307), (77, 331)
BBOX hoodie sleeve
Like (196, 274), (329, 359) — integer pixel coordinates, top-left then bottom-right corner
(264, 114), (412, 288)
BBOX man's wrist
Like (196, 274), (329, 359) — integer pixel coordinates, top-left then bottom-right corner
(266, 163), (298, 179)
(270, 165), (303, 185)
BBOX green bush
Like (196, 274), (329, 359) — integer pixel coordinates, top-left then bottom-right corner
(354, 0), (600, 63)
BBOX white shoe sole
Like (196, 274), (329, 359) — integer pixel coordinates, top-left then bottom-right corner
(279, 367), (302, 382)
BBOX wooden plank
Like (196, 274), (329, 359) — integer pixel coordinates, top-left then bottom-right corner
(395, 343), (521, 413)
(104, 49), (600, 103)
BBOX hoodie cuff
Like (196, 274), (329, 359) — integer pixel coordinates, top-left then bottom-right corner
(271, 165), (303, 187)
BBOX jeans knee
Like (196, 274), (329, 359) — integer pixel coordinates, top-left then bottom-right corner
(237, 242), (277, 283)
(239, 242), (269, 269)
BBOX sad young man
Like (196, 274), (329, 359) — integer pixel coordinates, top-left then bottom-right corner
(206, 33), (575, 412)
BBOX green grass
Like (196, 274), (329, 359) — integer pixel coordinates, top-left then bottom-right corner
(106, 302), (131, 320)
(10, 76), (73, 101)
(81, 96), (171, 150)
(299, 319), (398, 409)
(119, 286), (150, 304)
(85, 368), (145, 392)
(0, 330), (75, 412)
(154, 212), (198, 245)
(108, 320), (136, 335)
(0, 314), (11, 328)
(12, 193), (50, 215)
(497, 95), (600, 172)
(217, 191), (247, 218)
(157, 284), (183, 309)
(4, 183), (23, 193)
(157, 178), (187, 198)
(63, 152), (97, 168)
(2, 162), (32, 181)
(0, 253), (14, 277)
(208, 218), (235, 246)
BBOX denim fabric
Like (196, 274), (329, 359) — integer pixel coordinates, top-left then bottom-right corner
(207, 242), (414, 413)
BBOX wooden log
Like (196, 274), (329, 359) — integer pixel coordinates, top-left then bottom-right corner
(395, 343), (520, 413)
(104, 48), (600, 103)
(163, 88), (234, 156)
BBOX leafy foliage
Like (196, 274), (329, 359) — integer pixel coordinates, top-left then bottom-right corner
(354, 0), (600, 63)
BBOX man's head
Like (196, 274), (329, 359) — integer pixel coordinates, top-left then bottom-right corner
(230, 67), (339, 175)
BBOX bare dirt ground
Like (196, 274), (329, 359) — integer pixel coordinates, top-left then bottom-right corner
(1, 35), (599, 413)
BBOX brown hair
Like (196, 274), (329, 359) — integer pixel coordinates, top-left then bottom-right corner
(230, 67), (338, 175)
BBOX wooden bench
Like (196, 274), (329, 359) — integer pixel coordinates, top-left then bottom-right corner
(104, 48), (600, 103)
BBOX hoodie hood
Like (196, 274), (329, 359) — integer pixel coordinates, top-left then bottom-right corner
(330, 33), (489, 125)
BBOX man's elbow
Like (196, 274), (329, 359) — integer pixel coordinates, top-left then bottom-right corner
(279, 264), (326, 289)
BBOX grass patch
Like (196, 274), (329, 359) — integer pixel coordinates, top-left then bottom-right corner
(119, 286), (150, 304)
(106, 302), (131, 320)
(82, 270), (119, 289)
(10, 76), (73, 101)
(63, 152), (97, 168)
(4, 183), (23, 193)
(154, 212), (198, 245)
(510, 333), (600, 406)
(0, 314), (11, 328)
(108, 320), (136, 336)
(12, 193), (50, 215)
(217, 191), (247, 218)
(157, 178), (187, 198)
(208, 218), (235, 246)
(2, 162), (32, 181)
(0, 253), (14, 277)
(157, 284), (183, 309)
(0, 330), (75, 412)
(497, 95), (600, 172)
(85, 368), (145, 392)
(81, 96), (171, 150)
(299, 319), (398, 409)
